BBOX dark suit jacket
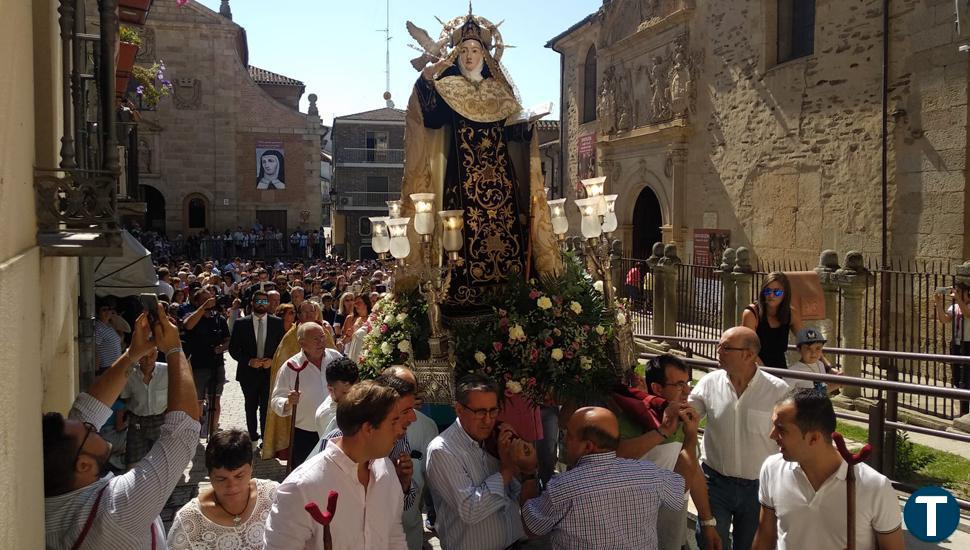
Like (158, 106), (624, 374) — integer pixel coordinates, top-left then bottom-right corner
(229, 314), (285, 385)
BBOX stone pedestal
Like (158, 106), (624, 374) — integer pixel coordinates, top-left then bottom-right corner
(833, 251), (873, 399)
(814, 250), (841, 341)
(732, 246), (754, 324)
(658, 244), (682, 337)
(719, 248), (738, 329)
(647, 242), (665, 335)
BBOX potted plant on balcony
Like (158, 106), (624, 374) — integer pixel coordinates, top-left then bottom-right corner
(116, 25), (141, 101)
(119, 0), (154, 25)
(132, 61), (173, 109)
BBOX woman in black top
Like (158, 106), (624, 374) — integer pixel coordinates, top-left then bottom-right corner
(741, 271), (803, 368)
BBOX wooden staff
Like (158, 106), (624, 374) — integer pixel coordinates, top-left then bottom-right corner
(285, 359), (309, 475)
(832, 432), (873, 550)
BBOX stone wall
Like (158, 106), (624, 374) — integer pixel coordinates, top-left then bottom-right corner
(551, 0), (969, 264)
(136, 0), (323, 237)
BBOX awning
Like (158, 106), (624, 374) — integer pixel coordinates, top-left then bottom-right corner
(94, 230), (158, 297)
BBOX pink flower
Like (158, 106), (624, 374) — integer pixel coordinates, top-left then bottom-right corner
(505, 388), (515, 398)
(544, 337), (554, 348)
(528, 377), (537, 386)
(380, 324), (389, 333)
(493, 341), (503, 352)
(572, 340), (581, 350)
(529, 348), (540, 362)
(499, 317), (509, 329)
(529, 289), (540, 299)
(565, 350), (574, 359)
(582, 325), (591, 333)
(554, 296), (563, 305)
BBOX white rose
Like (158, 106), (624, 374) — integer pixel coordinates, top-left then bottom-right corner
(593, 280), (604, 293)
(570, 301), (582, 315)
(537, 296), (553, 310)
(580, 356), (593, 370)
(551, 348), (564, 361)
(396, 312), (408, 323)
(384, 314), (394, 324)
(380, 341), (393, 354)
(474, 351), (487, 365)
(398, 340), (412, 353)
(616, 312), (627, 325)
(506, 380), (523, 394)
(595, 325), (605, 335)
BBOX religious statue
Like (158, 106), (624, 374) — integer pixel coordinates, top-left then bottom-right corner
(669, 39), (692, 117)
(402, 8), (563, 315)
(647, 55), (671, 123)
(597, 65), (617, 135)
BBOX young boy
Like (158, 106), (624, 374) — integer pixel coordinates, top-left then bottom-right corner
(311, 357), (360, 451)
(788, 328), (841, 395)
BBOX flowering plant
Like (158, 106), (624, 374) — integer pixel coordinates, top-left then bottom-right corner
(453, 254), (620, 406)
(132, 61), (173, 108)
(357, 291), (429, 378)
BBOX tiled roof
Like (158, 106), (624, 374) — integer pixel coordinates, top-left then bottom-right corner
(335, 107), (407, 122)
(248, 66), (304, 87)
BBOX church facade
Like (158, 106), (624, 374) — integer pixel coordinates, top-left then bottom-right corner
(130, 0), (324, 237)
(549, 0), (969, 263)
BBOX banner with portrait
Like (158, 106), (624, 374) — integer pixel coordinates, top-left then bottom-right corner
(577, 133), (596, 193)
(256, 140), (285, 190)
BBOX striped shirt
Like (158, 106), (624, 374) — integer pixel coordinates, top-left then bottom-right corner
(521, 451), (684, 550)
(426, 420), (524, 550)
(45, 393), (200, 549)
(94, 320), (123, 372)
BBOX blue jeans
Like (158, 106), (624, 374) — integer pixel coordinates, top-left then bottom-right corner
(696, 463), (760, 550)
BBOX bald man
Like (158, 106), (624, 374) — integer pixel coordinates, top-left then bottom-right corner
(521, 407), (689, 549)
(687, 326), (790, 550)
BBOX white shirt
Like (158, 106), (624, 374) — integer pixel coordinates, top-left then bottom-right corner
(314, 395), (338, 437)
(787, 360), (826, 390)
(157, 280), (175, 300)
(121, 363), (169, 416)
(271, 349), (341, 432)
(759, 453), (902, 550)
(426, 419), (525, 550)
(263, 439), (407, 550)
(688, 368), (790, 479)
(402, 412), (439, 550)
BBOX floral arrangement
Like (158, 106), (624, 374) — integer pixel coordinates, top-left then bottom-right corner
(132, 61), (173, 108)
(357, 291), (429, 378)
(452, 255), (621, 406)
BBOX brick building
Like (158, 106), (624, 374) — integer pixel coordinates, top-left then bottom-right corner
(331, 107), (407, 259)
(130, 0), (324, 237)
(549, 0), (970, 263)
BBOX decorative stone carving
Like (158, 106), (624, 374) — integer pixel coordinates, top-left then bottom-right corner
(307, 93), (319, 117)
(616, 66), (634, 131)
(733, 246), (753, 273)
(720, 248), (736, 272)
(173, 78), (202, 110)
(597, 66), (617, 134)
(599, 0), (664, 49)
(646, 55), (671, 123)
(137, 137), (152, 174)
(135, 27), (156, 63)
(669, 37), (693, 117)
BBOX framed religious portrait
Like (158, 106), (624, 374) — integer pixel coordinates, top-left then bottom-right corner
(256, 140), (285, 190)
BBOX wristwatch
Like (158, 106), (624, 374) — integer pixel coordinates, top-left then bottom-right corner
(699, 517), (717, 528)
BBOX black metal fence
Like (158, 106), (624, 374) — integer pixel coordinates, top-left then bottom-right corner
(622, 255), (965, 420)
(156, 237), (328, 263)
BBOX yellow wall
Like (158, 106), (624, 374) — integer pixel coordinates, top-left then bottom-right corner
(0, 0), (79, 546)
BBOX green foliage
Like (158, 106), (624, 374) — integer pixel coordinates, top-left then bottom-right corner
(893, 431), (936, 479)
(132, 63), (172, 108)
(119, 25), (141, 46)
(451, 253), (620, 406)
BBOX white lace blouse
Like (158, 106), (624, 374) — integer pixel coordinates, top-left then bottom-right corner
(167, 478), (279, 550)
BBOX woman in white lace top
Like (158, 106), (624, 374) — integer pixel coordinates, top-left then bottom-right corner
(167, 429), (279, 550)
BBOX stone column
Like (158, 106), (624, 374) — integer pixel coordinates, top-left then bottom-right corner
(833, 251), (873, 399)
(733, 246), (754, 324)
(667, 145), (688, 253)
(658, 244), (682, 338)
(719, 248), (738, 329)
(814, 250), (841, 339)
(646, 242), (665, 335)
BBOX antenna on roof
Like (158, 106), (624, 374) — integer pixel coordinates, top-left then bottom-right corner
(380, 0), (394, 108)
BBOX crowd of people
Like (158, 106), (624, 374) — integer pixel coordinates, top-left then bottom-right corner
(44, 252), (908, 550)
(130, 222), (330, 263)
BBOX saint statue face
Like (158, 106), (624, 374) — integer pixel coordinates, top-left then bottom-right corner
(261, 154), (279, 178)
(459, 39), (484, 74)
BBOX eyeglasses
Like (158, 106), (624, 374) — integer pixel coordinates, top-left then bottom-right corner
(716, 343), (749, 353)
(662, 381), (694, 390)
(73, 422), (97, 468)
(460, 404), (501, 420)
(762, 288), (784, 298)
(254, 299), (270, 305)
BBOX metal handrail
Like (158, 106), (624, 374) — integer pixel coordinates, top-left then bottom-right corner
(834, 411), (970, 444)
(637, 333), (970, 363)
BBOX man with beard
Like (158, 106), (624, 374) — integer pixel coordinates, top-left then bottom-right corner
(43, 305), (200, 548)
(229, 290), (285, 443)
(183, 287), (230, 432)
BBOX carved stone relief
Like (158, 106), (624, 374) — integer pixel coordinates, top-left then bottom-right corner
(598, 0), (673, 49)
(135, 27), (156, 63)
(173, 78), (202, 110)
(597, 65), (617, 135)
(138, 136), (153, 174)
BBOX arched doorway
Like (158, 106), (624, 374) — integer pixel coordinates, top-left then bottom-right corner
(141, 184), (166, 235)
(632, 186), (663, 259)
(185, 194), (208, 233)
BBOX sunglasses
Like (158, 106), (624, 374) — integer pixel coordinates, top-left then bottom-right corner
(762, 288), (784, 298)
(73, 422), (98, 467)
(254, 299), (270, 305)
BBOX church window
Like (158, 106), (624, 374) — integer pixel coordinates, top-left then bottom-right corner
(582, 45), (597, 124)
(187, 197), (206, 229)
(776, 0), (815, 64)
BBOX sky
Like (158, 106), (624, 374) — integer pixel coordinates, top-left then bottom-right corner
(195, 0), (598, 124)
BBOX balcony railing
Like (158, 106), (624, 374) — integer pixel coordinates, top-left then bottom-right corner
(338, 147), (405, 164)
(334, 191), (400, 210)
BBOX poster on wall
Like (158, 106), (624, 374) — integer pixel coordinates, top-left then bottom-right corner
(256, 140), (286, 190)
(693, 228), (730, 268)
(577, 133), (596, 192)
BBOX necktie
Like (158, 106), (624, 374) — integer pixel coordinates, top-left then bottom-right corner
(256, 316), (265, 359)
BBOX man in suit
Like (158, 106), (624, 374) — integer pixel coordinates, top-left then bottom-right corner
(229, 290), (285, 442)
